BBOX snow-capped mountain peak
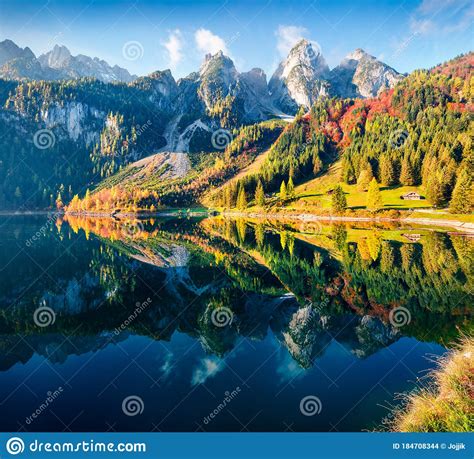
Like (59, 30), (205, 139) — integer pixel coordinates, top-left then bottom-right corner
(269, 38), (331, 112)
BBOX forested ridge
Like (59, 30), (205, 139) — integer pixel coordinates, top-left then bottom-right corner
(0, 52), (472, 214)
(211, 53), (473, 214)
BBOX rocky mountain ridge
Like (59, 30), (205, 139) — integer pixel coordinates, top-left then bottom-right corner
(0, 38), (403, 116)
(0, 40), (136, 83)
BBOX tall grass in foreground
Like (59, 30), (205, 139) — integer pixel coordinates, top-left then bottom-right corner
(389, 337), (473, 432)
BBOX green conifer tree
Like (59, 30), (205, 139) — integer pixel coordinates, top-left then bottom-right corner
(357, 166), (373, 191)
(287, 176), (295, 198)
(331, 184), (347, 213)
(366, 178), (383, 212)
(400, 156), (415, 185)
(237, 184), (247, 210)
(449, 168), (473, 214)
(255, 179), (265, 207)
(280, 180), (287, 201)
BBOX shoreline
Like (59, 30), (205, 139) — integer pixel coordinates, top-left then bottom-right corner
(3, 209), (473, 233)
(221, 211), (474, 233)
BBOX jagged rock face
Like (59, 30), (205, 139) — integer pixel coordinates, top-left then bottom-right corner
(330, 48), (404, 98)
(198, 51), (239, 111)
(0, 38), (405, 122)
(351, 315), (399, 358)
(0, 41), (136, 83)
(170, 52), (272, 145)
(0, 39), (35, 66)
(39, 101), (104, 145)
(133, 70), (178, 110)
(38, 45), (136, 83)
(196, 52), (272, 122)
(0, 39), (54, 80)
(39, 44), (72, 68)
(0, 39), (406, 156)
(269, 39), (331, 113)
(237, 68), (272, 121)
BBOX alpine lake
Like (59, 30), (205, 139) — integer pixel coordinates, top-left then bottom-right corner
(0, 214), (472, 432)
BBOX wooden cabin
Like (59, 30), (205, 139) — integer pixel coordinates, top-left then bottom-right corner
(401, 191), (422, 200)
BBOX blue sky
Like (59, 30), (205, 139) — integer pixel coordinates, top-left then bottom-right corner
(1, 0), (472, 79)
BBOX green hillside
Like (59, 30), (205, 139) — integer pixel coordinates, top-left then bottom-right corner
(67, 53), (473, 218)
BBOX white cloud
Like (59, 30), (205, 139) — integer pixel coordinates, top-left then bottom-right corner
(195, 28), (228, 55)
(409, 18), (435, 35)
(191, 357), (224, 385)
(392, 0), (472, 60)
(276, 25), (308, 57)
(163, 29), (184, 68)
(418, 0), (467, 14)
(411, 0), (472, 35)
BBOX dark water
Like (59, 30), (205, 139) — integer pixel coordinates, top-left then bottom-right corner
(0, 215), (472, 432)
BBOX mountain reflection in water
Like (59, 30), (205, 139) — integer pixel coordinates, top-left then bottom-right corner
(0, 215), (471, 432)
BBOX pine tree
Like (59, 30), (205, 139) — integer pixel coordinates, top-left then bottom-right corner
(342, 159), (356, 184)
(426, 174), (444, 207)
(255, 179), (265, 207)
(366, 178), (383, 212)
(312, 150), (323, 175)
(357, 166), (373, 191)
(379, 155), (396, 186)
(331, 184), (347, 213)
(287, 176), (295, 198)
(55, 192), (63, 210)
(400, 156), (415, 185)
(280, 180), (287, 201)
(255, 223), (264, 246)
(237, 184), (247, 210)
(224, 186), (232, 209)
(449, 168), (473, 214)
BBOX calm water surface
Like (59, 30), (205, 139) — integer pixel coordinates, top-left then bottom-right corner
(0, 215), (472, 432)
